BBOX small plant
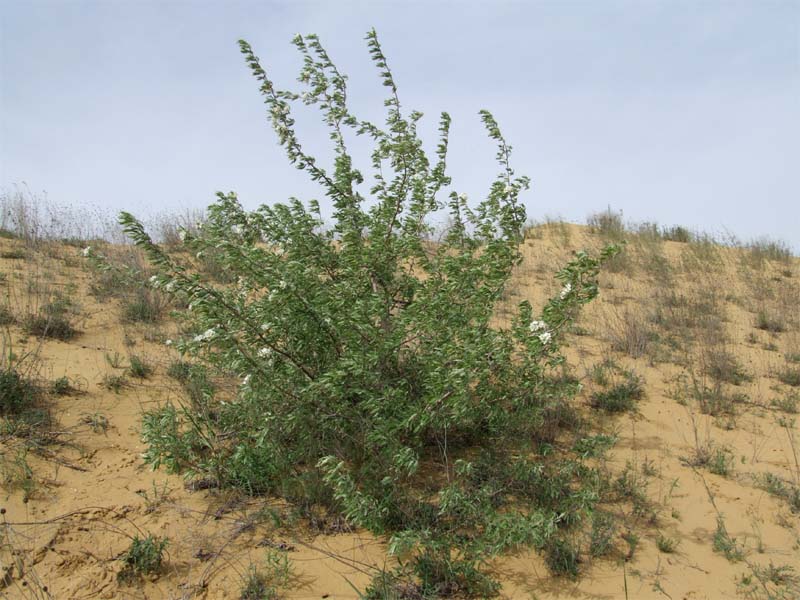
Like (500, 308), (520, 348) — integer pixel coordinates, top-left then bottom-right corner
(0, 447), (36, 502)
(128, 354), (153, 379)
(777, 367), (800, 387)
(695, 445), (734, 477)
(705, 349), (751, 386)
(50, 376), (74, 396)
(590, 371), (644, 413)
(587, 208), (625, 241)
(105, 351), (125, 369)
(655, 534), (678, 553)
(22, 311), (77, 341)
(81, 412), (109, 434)
(122, 287), (166, 324)
(101, 374), (129, 393)
(755, 310), (786, 333)
(589, 511), (617, 557)
(240, 550), (293, 600)
(712, 517), (744, 562)
(0, 366), (37, 416)
(0, 306), (14, 325)
(0, 249), (27, 260)
(621, 530), (639, 561)
(118, 534), (168, 581)
(662, 225), (692, 243)
(772, 391), (799, 414)
(544, 537), (581, 578)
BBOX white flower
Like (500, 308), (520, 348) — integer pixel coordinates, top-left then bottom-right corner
(529, 320), (547, 333)
(165, 339), (173, 346)
(458, 192), (468, 202)
(278, 280), (288, 290)
(178, 228), (186, 242)
(258, 347), (272, 358)
(504, 185), (513, 195)
(81, 246), (91, 257)
(165, 281), (176, 293)
(242, 374), (251, 387)
(538, 331), (552, 345)
(149, 275), (159, 288)
(260, 323), (272, 331)
(193, 328), (216, 343)
(559, 283), (572, 299)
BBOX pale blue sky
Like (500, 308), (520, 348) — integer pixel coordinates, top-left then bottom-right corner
(2, 1), (798, 249)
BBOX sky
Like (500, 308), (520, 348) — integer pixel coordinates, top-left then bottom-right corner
(1, 1), (798, 249)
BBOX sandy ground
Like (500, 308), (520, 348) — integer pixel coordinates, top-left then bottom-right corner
(1, 224), (798, 599)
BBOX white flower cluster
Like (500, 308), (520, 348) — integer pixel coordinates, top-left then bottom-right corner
(81, 246), (92, 257)
(258, 347), (272, 358)
(503, 184), (513, 195)
(149, 275), (159, 287)
(193, 328), (216, 343)
(458, 192), (468, 202)
(178, 228), (187, 242)
(559, 282), (572, 300)
(529, 320), (552, 345)
(242, 374), (251, 387)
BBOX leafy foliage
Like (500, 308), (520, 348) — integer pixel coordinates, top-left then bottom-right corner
(121, 30), (619, 595)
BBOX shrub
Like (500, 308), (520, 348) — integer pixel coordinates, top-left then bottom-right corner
(656, 534), (678, 553)
(589, 511), (617, 557)
(118, 534), (168, 581)
(590, 371), (644, 413)
(587, 208), (625, 241)
(755, 310), (786, 333)
(128, 354), (153, 379)
(122, 30), (619, 593)
(544, 537), (581, 578)
(778, 367), (800, 387)
(0, 367), (37, 416)
(122, 287), (166, 323)
(662, 225), (692, 243)
(22, 306), (77, 340)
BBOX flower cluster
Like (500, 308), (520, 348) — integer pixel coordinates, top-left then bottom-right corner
(529, 319), (552, 345)
(193, 328), (216, 343)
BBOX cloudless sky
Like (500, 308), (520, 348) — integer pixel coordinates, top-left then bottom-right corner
(2, 1), (798, 249)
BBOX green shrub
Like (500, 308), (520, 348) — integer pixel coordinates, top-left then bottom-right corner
(590, 372), (644, 413)
(123, 30), (619, 593)
(122, 288), (166, 323)
(0, 306), (14, 325)
(656, 534), (678, 553)
(544, 537), (581, 578)
(118, 534), (168, 581)
(0, 367), (37, 416)
(755, 310), (786, 333)
(128, 354), (153, 379)
(22, 311), (77, 340)
(778, 367), (800, 387)
(589, 511), (617, 557)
